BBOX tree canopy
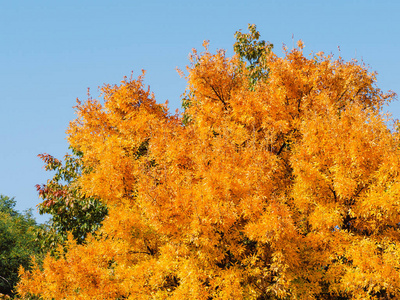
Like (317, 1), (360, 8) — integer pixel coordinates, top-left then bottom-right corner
(0, 195), (40, 298)
(18, 26), (399, 300)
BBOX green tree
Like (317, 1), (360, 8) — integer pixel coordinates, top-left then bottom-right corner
(0, 195), (40, 297)
(234, 23), (273, 86)
(35, 149), (108, 254)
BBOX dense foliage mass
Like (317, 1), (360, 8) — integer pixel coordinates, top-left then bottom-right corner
(0, 195), (40, 297)
(18, 26), (399, 299)
(34, 150), (107, 253)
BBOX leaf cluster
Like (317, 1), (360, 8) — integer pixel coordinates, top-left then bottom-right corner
(35, 149), (107, 253)
(234, 24), (273, 87)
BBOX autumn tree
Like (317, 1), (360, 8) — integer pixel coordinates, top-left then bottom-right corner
(18, 27), (399, 300)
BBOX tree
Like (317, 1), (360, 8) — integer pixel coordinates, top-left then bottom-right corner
(18, 27), (399, 299)
(34, 149), (108, 253)
(0, 195), (40, 297)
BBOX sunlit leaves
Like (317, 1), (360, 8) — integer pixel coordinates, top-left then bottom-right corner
(18, 27), (399, 300)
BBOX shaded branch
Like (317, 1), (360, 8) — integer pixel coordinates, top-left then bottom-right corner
(328, 186), (337, 201)
(200, 76), (230, 110)
(276, 142), (286, 155)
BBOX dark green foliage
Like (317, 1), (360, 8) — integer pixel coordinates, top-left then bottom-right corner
(181, 93), (192, 126)
(35, 148), (108, 253)
(234, 24), (273, 87)
(0, 195), (41, 297)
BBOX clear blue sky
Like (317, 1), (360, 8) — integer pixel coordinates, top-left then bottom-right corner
(1, 1), (399, 223)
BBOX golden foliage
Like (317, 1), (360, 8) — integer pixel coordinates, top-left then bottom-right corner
(18, 41), (399, 299)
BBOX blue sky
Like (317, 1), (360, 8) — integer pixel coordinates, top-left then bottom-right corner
(1, 1), (399, 223)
